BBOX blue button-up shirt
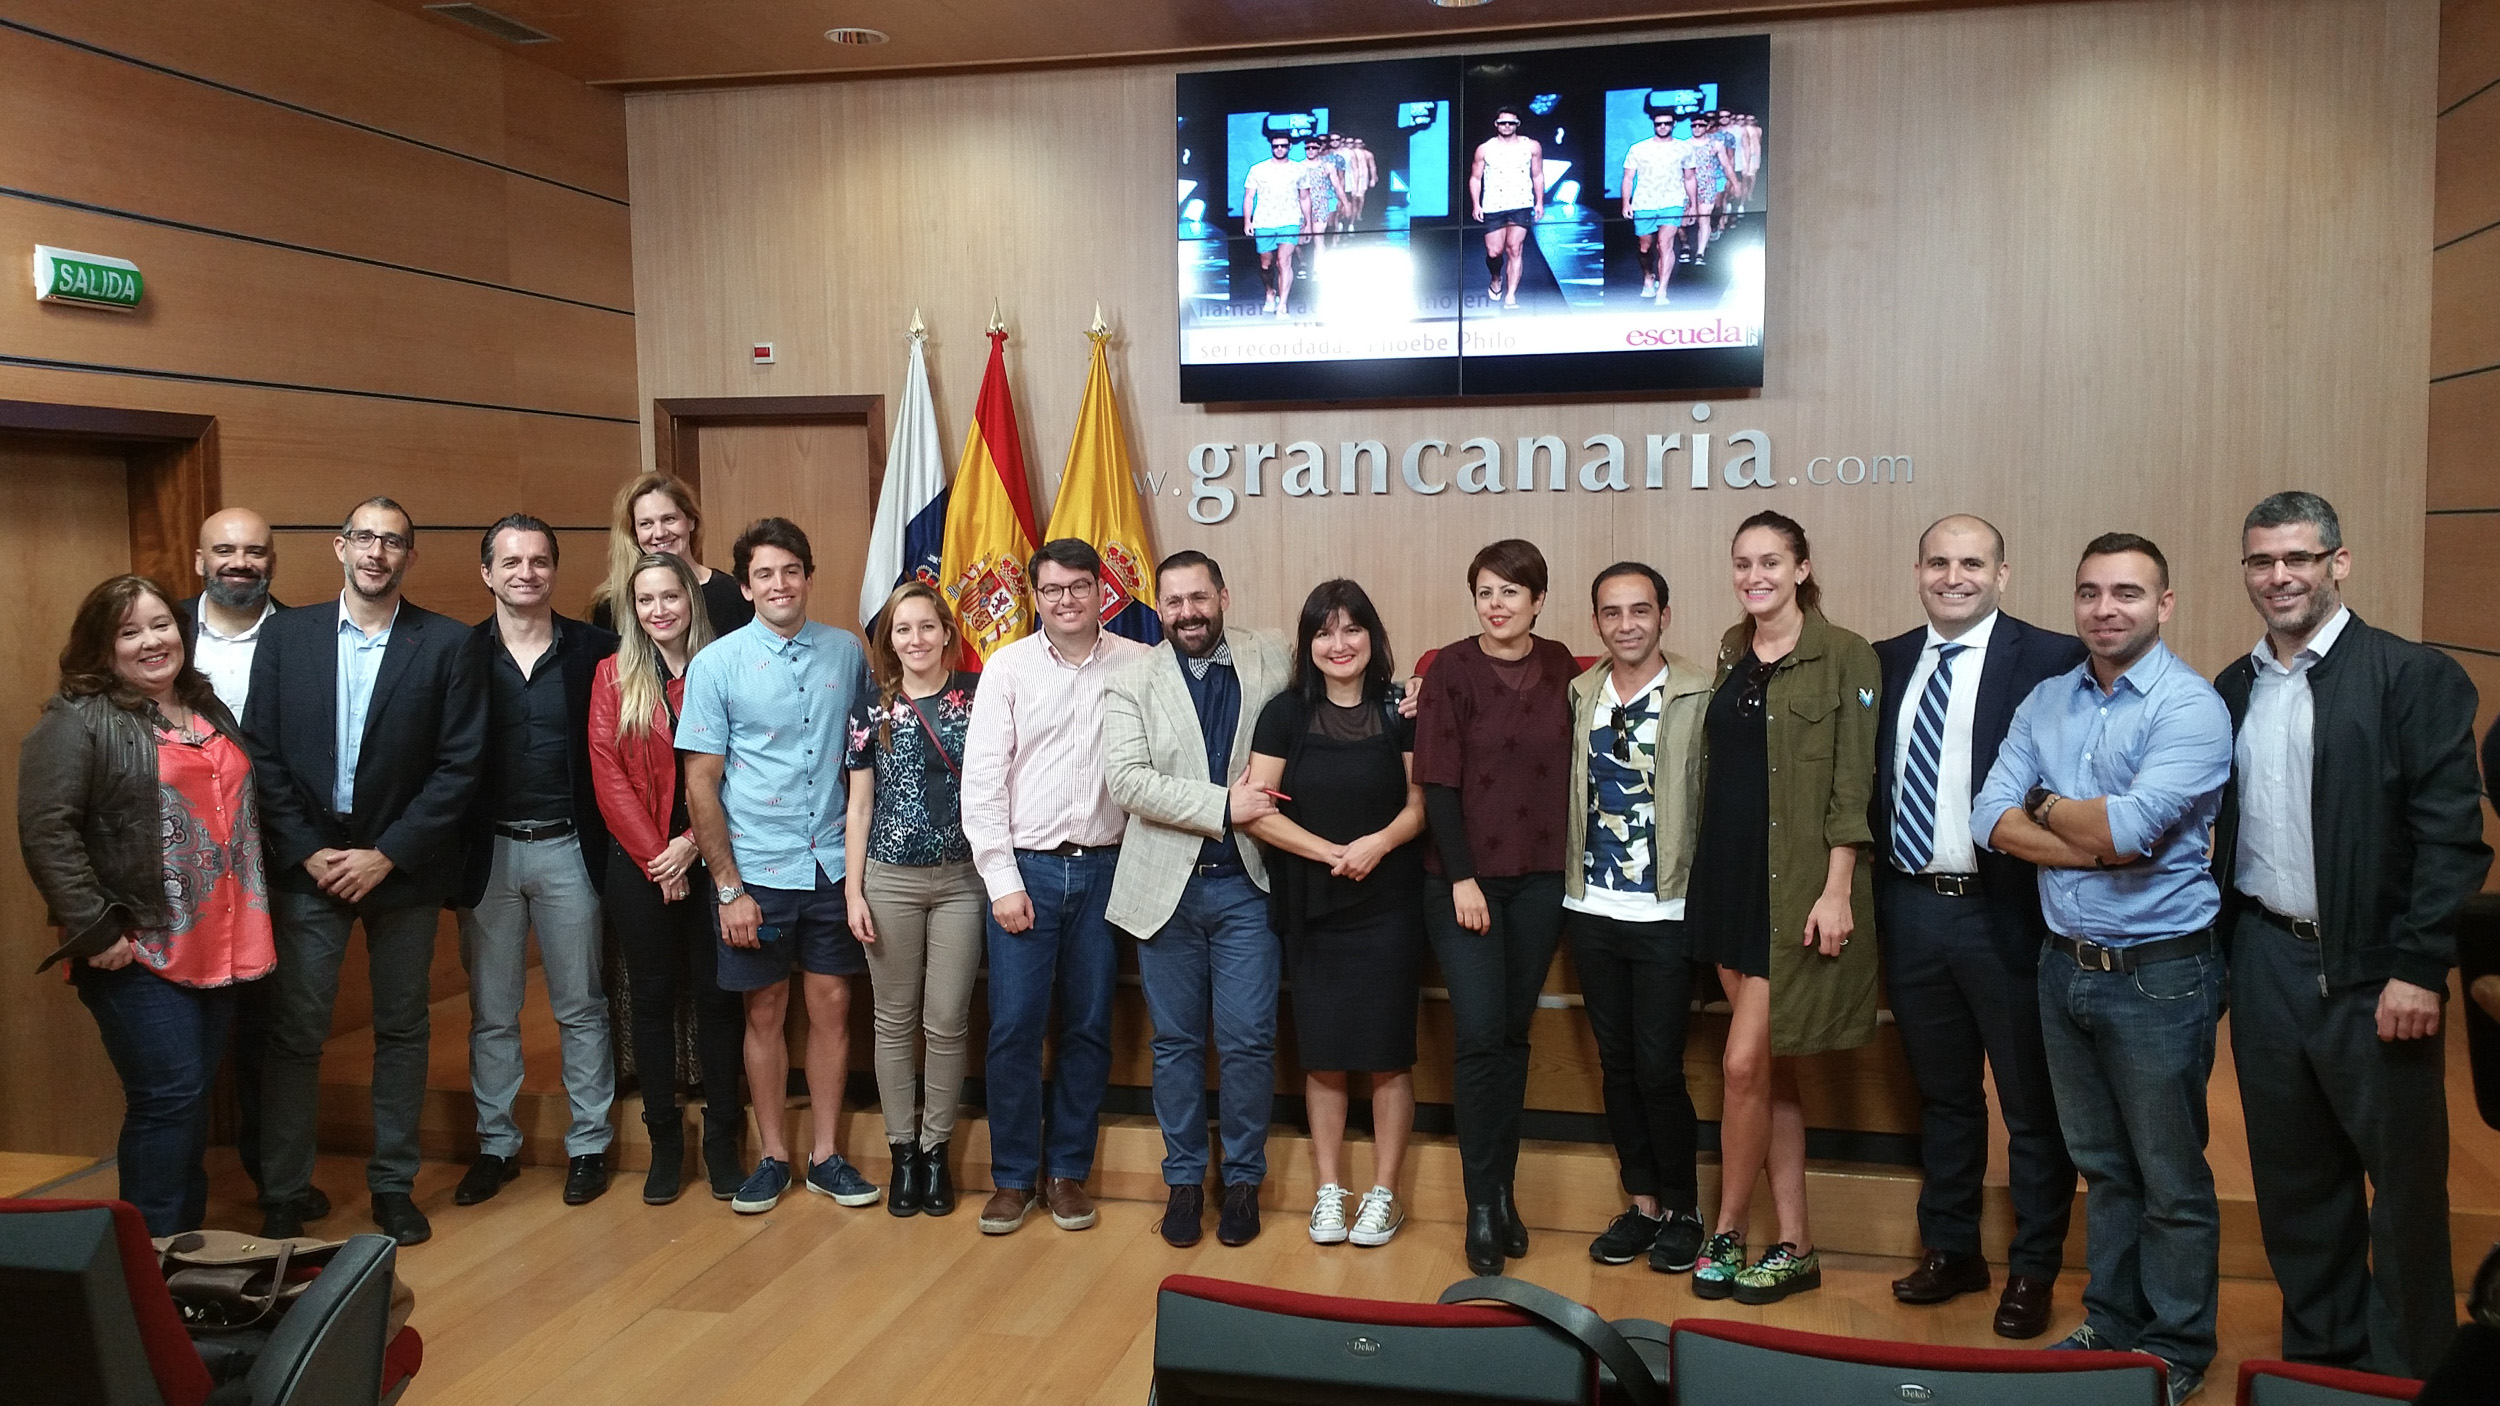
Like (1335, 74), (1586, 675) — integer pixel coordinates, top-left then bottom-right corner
(1972, 640), (2232, 945)
(677, 618), (868, 890)
(334, 597), (399, 814)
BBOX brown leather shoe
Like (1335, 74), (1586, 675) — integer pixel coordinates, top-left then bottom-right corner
(1993, 1273), (2055, 1339)
(1044, 1176), (1097, 1230)
(978, 1185), (1040, 1236)
(1892, 1248), (1991, 1304)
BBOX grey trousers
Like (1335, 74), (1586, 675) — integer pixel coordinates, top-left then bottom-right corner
(860, 858), (986, 1147)
(261, 892), (439, 1198)
(457, 834), (614, 1158)
(2229, 909), (2456, 1376)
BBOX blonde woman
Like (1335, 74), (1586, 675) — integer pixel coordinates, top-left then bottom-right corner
(843, 582), (984, 1217)
(588, 472), (754, 638)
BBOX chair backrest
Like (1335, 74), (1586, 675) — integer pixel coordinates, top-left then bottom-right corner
(1152, 1274), (1595, 1405)
(245, 1234), (399, 1406)
(1671, 1319), (2166, 1406)
(0, 1198), (212, 1406)
(2237, 1359), (2421, 1406)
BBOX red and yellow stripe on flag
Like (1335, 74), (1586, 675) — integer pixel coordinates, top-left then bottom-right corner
(1042, 332), (1160, 644)
(938, 329), (1042, 665)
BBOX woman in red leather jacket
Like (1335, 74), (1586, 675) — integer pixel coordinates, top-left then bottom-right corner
(588, 551), (746, 1205)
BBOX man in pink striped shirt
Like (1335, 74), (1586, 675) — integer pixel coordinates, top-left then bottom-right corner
(962, 538), (1151, 1236)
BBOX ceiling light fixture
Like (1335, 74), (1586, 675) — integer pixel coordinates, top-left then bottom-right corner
(824, 27), (890, 44)
(1429, 0), (1495, 8)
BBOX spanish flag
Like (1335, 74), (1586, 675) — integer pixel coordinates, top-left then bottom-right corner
(938, 328), (1042, 665)
(1043, 328), (1161, 643)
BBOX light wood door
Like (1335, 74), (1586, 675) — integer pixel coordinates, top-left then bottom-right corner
(696, 420), (878, 635)
(0, 436), (136, 1156)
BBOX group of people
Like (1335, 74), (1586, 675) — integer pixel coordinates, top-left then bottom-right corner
(1620, 108), (1761, 302)
(20, 476), (2491, 1404)
(1239, 132), (1378, 317)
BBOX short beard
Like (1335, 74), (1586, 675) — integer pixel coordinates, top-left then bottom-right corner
(348, 565), (406, 602)
(203, 573), (271, 612)
(1169, 614), (1223, 658)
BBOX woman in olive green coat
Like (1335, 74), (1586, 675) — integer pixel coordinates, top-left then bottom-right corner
(1683, 510), (1882, 1305)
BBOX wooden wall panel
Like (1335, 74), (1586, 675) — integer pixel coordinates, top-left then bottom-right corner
(2422, 505), (2500, 652)
(2435, 76), (2500, 244)
(2431, 226), (2500, 377)
(2443, 0), (2500, 108)
(2436, 7), (2500, 888)
(268, 528), (608, 626)
(2429, 373), (2500, 506)
(628, 0), (2438, 685)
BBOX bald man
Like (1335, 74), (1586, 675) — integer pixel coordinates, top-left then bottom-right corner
(183, 508), (283, 718)
(1869, 515), (2086, 1339)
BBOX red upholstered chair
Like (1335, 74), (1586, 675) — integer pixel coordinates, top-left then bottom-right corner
(1670, 1319), (2167, 1406)
(2236, 1360), (2422, 1405)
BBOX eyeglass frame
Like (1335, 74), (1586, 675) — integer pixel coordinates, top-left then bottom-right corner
(340, 527), (413, 554)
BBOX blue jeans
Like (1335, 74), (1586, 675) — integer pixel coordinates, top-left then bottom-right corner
(74, 965), (239, 1235)
(2039, 943), (2226, 1372)
(1134, 869), (1279, 1187)
(983, 848), (1120, 1189)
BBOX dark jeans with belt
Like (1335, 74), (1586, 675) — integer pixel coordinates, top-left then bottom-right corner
(1424, 871), (1564, 1205)
(607, 844), (745, 1140)
(74, 964), (239, 1235)
(1566, 910), (1698, 1210)
(1877, 873), (2073, 1281)
(2229, 907), (2455, 1376)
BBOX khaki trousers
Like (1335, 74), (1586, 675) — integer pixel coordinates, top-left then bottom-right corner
(860, 858), (986, 1146)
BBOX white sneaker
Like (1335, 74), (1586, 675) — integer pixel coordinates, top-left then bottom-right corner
(1309, 1184), (1349, 1244)
(1349, 1186), (1404, 1247)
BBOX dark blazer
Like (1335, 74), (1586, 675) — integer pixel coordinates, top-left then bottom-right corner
(454, 613), (618, 908)
(1871, 611), (2087, 972)
(242, 597), (486, 908)
(2213, 613), (2491, 993)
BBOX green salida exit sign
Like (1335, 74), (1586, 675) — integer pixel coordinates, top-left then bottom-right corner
(33, 245), (143, 309)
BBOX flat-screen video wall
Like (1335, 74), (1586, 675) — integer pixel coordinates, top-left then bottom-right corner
(1176, 34), (1768, 403)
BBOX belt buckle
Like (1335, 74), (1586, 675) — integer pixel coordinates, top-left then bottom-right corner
(2078, 941), (2116, 973)
(2290, 917), (2321, 942)
(1934, 874), (1973, 898)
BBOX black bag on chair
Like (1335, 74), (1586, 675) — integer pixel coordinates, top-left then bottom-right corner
(1436, 1277), (1672, 1406)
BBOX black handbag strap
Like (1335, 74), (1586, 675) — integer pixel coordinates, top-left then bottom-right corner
(1436, 1276), (1668, 1406)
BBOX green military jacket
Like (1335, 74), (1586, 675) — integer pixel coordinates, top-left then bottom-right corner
(1707, 607), (1883, 1056)
(1563, 652), (1711, 905)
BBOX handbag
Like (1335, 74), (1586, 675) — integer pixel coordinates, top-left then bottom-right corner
(154, 1230), (417, 1385)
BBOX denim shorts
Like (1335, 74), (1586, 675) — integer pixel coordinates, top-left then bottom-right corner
(715, 867), (866, 991)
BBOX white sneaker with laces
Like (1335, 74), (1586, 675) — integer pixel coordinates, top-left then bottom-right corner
(1349, 1186), (1404, 1247)
(1309, 1183), (1349, 1244)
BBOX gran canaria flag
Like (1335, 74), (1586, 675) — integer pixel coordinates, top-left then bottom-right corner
(1043, 327), (1161, 643)
(938, 328), (1042, 665)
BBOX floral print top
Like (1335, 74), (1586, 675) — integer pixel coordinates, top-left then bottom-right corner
(141, 723), (274, 987)
(842, 673), (979, 867)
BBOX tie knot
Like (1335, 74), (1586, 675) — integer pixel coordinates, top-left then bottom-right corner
(1937, 643), (1967, 662)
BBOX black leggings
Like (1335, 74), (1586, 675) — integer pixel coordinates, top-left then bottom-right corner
(1423, 871), (1566, 1204)
(605, 844), (744, 1131)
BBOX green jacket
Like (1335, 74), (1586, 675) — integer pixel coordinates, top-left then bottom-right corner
(1707, 608), (1883, 1056)
(1563, 653), (1711, 905)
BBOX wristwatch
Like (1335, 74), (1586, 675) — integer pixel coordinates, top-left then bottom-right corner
(2024, 785), (2060, 825)
(715, 883), (746, 906)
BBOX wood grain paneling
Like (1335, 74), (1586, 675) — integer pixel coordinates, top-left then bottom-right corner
(2421, 514), (2500, 653)
(628, 0), (2438, 686)
(2429, 371), (2500, 507)
(2440, 648), (2500, 890)
(2436, 80), (2500, 244)
(2432, 221), (2500, 377)
(696, 420), (879, 630)
(268, 528), (608, 627)
(2442, 0), (2500, 110)
(0, 25), (632, 310)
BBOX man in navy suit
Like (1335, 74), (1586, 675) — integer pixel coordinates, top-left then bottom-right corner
(242, 496), (485, 1246)
(1870, 514), (2086, 1339)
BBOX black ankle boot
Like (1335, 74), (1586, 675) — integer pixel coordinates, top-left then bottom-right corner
(887, 1143), (924, 1217)
(920, 1141), (955, 1216)
(1465, 1203), (1505, 1276)
(643, 1122), (686, 1205)
(1495, 1185), (1529, 1258)
(701, 1113), (743, 1202)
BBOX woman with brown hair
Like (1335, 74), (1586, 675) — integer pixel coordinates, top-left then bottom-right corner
(18, 574), (274, 1234)
(842, 581), (983, 1216)
(589, 472), (756, 638)
(1685, 510), (1882, 1304)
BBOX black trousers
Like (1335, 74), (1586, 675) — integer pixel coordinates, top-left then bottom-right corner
(1425, 871), (1565, 1204)
(230, 974), (273, 1198)
(605, 845), (746, 1135)
(1876, 875), (2073, 1281)
(2229, 908), (2455, 1377)
(1567, 910), (1698, 1209)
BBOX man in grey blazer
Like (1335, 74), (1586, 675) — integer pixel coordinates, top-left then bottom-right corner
(1103, 550), (1291, 1250)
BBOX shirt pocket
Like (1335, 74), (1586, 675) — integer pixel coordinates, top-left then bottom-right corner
(1785, 691), (1836, 761)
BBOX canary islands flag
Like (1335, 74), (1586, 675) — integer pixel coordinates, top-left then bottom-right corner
(1044, 333), (1160, 643)
(937, 329), (1042, 664)
(858, 330), (948, 630)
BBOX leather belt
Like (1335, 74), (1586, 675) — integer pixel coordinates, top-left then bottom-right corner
(2051, 929), (2212, 973)
(1193, 859), (1246, 876)
(1901, 871), (1981, 898)
(2248, 903), (2322, 942)
(1026, 841), (1119, 858)
(495, 818), (574, 842)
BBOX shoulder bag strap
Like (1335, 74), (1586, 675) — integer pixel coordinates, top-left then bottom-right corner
(904, 695), (961, 781)
(1436, 1276), (1668, 1406)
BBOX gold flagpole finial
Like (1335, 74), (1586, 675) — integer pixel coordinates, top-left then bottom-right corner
(987, 300), (1007, 335)
(907, 307), (926, 340)
(1087, 303), (1110, 341)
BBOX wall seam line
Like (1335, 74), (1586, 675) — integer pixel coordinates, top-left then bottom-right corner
(2427, 641), (2500, 660)
(0, 354), (639, 425)
(2433, 216), (2500, 253)
(2430, 361), (2500, 386)
(2439, 74), (2500, 119)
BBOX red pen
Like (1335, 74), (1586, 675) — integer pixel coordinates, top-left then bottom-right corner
(1259, 787), (1294, 802)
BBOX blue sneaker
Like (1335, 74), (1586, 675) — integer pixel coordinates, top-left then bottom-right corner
(2048, 1323), (2116, 1352)
(805, 1154), (882, 1207)
(731, 1157), (790, 1214)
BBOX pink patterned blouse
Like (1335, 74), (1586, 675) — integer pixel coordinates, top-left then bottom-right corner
(135, 723), (275, 988)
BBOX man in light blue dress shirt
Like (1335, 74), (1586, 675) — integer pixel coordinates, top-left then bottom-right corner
(1973, 532), (2233, 1406)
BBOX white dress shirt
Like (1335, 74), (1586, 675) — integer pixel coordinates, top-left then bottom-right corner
(193, 600), (276, 718)
(1892, 609), (1997, 875)
(2233, 605), (2351, 922)
(960, 627), (1153, 899)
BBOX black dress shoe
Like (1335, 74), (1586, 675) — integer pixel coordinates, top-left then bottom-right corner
(1464, 1203), (1505, 1276)
(920, 1141), (955, 1217)
(1994, 1273), (2055, 1339)
(1494, 1186), (1529, 1259)
(1893, 1248), (1992, 1304)
(454, 1153), (520, 1206)
(371, 1192), (432, 1246)
(563, 1153), (611, 1205)
(887, 1143), (924, 1218)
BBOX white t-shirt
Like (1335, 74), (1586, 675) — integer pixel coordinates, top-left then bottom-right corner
(193, 601), (277, 718)
(1622, 136), (1692, 213)
(1244, 158), (1305, 229)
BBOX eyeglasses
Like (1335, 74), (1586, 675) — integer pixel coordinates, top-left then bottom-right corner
(341, 528), (412, 553)
(1737, 659), (1778, 713)
(2241, 551), (2329, 573)
(1034, 580), (1098, 603)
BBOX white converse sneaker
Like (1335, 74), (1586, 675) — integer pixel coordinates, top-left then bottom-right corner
(1308, 1183), (1349, 1244)
(1348, 1186), (1404, 1247)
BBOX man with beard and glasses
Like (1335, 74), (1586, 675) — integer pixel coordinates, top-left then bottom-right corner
(1103, 550), (1290, 1248)
(2212, 491), (2488, 1377)
(243, 497), (485, 1246)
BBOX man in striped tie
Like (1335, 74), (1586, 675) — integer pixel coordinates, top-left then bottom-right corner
(1870, 515), (2085, 1339)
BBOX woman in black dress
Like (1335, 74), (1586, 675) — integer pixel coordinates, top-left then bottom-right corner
(1244, 579), (1427, 1250)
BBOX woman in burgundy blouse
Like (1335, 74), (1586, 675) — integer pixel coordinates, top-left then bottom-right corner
(1411, 538), (1577, 1277)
